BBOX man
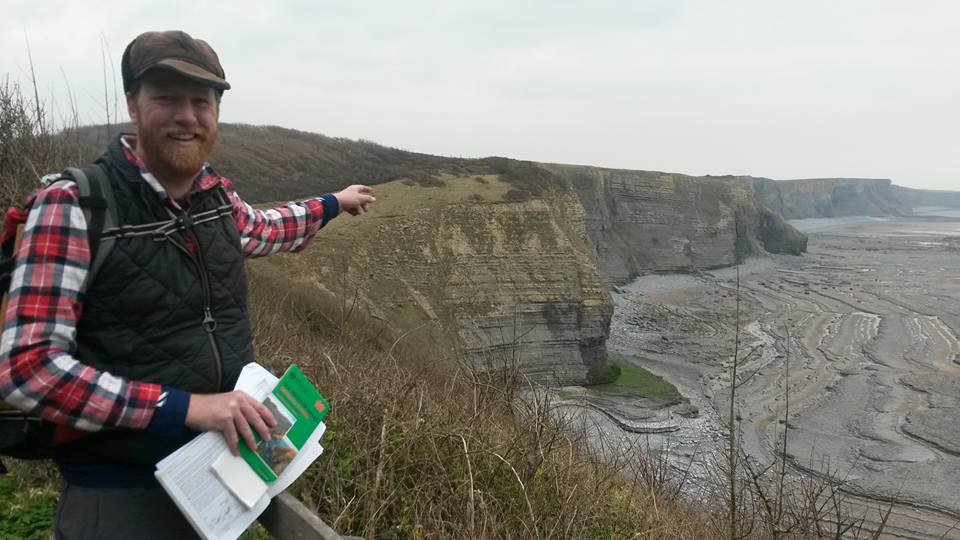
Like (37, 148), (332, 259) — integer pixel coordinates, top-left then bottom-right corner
(0, 30), (374, 539)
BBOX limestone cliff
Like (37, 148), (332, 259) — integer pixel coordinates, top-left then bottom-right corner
(746, 177), (960, 218)
(252, 174), (613, 385)
(748, 177), (912, 218)
(543, 165), (807, 285)
(890, 185), (960, 209)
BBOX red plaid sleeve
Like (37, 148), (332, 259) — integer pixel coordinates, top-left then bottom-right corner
(0, 180), (161, 431)
(219, 177), (337, 258)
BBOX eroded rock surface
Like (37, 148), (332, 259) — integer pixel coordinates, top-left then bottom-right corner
(599, 213), (960, 539)
(545, 165), (808, 285)
(267, 176), (613, 386)
(750, 177), (912, 218)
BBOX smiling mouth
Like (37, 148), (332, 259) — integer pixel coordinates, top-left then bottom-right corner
(168, 133), (199, 142)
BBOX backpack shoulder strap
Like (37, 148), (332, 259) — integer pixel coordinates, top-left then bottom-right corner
(65, 164), (117, 290)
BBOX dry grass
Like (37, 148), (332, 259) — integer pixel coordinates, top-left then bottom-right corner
(246, 261), (714, 538)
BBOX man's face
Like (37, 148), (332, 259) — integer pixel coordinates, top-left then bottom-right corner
(126, 69), (220, 181)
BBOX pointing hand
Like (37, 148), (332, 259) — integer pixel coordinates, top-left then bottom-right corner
(334, 185), (376, 216)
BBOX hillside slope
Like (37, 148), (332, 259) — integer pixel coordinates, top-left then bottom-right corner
(71, 124), (614, 384)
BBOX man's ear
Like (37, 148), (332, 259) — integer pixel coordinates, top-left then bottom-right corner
(126, 92), (139, 126)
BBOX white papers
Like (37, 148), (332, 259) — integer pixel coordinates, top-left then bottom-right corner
(156, 429), (269, 540)
(155, 363), (327, 540)
(211, 451), (268, 509)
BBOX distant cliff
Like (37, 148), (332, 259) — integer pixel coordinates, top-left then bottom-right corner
(890, 185), (960, 209)
(748, 177), (912, 219)
(745, 177), (960, 219)
(544, 165), (808, 285)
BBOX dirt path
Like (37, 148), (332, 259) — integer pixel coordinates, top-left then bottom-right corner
(598, 213), (960, 539)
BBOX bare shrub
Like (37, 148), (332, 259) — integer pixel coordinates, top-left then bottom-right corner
(0, 75), (87, 210)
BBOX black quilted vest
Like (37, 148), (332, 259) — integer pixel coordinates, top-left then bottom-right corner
(62, 134), (254, 465)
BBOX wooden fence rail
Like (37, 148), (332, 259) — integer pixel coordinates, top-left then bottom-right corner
(258, 492), (362, 540)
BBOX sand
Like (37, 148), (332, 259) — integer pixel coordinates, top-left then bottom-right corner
(578, 211), (960, 539)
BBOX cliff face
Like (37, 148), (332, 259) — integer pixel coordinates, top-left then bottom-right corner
(889, 185), (960, 209)
(438, 194), (612, 384)
(544, 165), (807, 285)
(747, 177), (960, 219)
(258, 174), (613, 386)
(749, 177), (912, 219)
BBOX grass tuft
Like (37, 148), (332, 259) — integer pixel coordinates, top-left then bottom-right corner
(589, 357), (684, 405)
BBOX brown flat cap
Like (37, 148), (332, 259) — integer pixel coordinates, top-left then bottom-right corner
(122, 30), (230, 92)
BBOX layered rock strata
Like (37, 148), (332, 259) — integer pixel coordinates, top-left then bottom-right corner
(748, 177), (960, 218)
(749, 177), (912, 218)
(263, 176), (613, 386)
(891, 185), (960, 209)
(433, 194), (612, 384)
(544, 165), (807, 285)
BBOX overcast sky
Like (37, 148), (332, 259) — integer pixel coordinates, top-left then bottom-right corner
(3, 1), (958, 190)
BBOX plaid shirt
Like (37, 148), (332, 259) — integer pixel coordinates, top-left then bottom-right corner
(0, 135), (339, 435)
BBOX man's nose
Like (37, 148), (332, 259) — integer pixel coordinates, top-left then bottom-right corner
(171, 101), (199, 124)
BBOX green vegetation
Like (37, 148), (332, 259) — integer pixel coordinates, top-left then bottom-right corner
(589, 356), (684, 405)
(0, 461), (59, 540)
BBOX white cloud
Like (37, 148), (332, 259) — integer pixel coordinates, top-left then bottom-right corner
(2, 0), (957, 189)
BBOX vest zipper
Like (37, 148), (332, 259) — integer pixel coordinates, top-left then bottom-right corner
(167, 222), (224, 391)
(194, 236), (224, 391)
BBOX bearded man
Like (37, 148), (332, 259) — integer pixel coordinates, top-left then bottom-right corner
(0, 30), (374, 539)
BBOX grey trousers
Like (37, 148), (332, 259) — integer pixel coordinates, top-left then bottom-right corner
(54, 483), (201, 540)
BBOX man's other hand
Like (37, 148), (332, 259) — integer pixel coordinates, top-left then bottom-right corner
(185, 391), (277, 456)
(334, 185), (376, 215)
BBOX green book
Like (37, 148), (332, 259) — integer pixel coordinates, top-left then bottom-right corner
(238, 364), (329, 483)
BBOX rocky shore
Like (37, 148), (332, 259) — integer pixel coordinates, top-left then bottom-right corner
(565, 210), (960, 539)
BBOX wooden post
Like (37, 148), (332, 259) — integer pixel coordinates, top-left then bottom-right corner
(258, 492), (352, 540)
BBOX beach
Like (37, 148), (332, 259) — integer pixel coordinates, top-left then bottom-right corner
(565, 210), (960, 539)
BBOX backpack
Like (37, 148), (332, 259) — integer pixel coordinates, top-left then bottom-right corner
(0, 164), (118, 466)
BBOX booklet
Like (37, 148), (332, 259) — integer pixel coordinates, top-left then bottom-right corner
(238, 364), (329, 483)
(209, 364), (329, 508)
(155, 363), (329, 540)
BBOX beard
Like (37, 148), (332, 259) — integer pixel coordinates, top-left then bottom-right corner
(137, 124), (217, 181)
